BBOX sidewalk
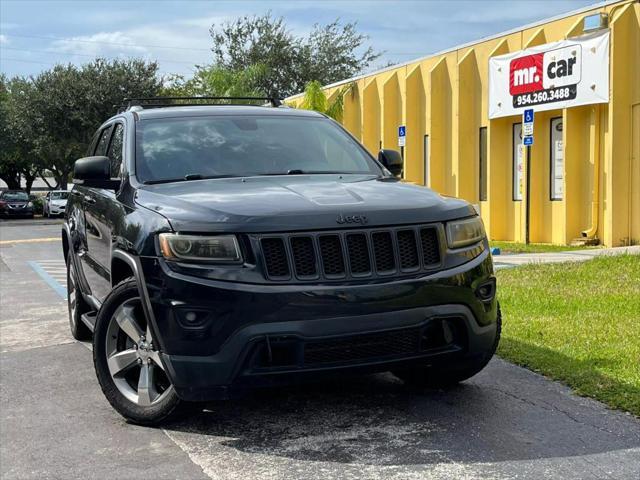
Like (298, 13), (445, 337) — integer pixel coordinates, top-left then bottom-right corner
(493, 245), (640, 270)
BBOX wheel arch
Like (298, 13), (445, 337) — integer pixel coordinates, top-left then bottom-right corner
(111, 249), (165, 352)
(111, 256), (135, 287)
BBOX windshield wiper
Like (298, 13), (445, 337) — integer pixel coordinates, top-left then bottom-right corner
(184, 173), (243, 181)
(144, 174), (240, 185)
(261, 170), (366, 176)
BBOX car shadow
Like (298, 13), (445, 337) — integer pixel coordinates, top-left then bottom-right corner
(163, 353), (640, 467)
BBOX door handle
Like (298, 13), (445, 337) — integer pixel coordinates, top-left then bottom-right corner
(83, 196), (96, 205)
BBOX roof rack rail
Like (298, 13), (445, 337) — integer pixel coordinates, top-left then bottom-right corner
(117, 96), (282, 113)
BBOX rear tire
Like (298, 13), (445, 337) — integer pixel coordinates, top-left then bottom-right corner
(393, 305), (502, 388)
(67, 256), (92, 341)
(93, 279), (184, 425)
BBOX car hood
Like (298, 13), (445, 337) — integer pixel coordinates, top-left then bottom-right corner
(51, 200), (67, 206)
(135, 174), (476, 233)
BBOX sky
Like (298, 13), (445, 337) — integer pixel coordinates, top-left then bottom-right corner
(1, 0), (600, 81)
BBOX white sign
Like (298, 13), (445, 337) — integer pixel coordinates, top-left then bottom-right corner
(398, 125), (406, 147)
(513, 124), (524, 201)
(551, 118), (564, 199)
(489, 30), (609, 119)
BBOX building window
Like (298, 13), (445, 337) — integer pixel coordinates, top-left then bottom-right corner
(512, 123), (524, 201)
(550, 117), (564, 200)
(479, 127), (487, 201)
(423, 134), (430, 187)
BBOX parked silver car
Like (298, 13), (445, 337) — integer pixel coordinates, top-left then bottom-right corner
(43, 190), (69, 217)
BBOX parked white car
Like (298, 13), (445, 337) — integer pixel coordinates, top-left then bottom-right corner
(43, 190), (69, 217)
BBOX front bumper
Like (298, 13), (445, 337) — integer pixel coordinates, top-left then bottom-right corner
(48, 205), (66, 215)
(140, 248), (498, 401)
(0, 206), (33, 217)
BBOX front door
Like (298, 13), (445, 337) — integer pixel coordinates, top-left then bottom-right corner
(81, 124), (116, 301)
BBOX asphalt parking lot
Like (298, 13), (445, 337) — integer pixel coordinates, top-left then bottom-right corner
(1, 219), (639, 480)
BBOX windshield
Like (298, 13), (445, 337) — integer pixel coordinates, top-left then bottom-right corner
(51, 192), (69, 200)
(1, 191), (29, 201)
(135, 115), (379, 183)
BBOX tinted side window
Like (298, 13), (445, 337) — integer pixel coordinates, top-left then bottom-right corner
(95, 126), (112, 157)
(107, 124), (124, 178)
(87, 130), (101, 156)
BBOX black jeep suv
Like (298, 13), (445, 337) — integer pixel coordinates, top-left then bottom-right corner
(63, 97), (500, 425)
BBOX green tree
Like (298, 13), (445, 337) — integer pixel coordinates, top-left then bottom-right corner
(209, 14), (380, 97)
(298, 80), (353, 122)
(0, 75), (20, 189)
(23, 59), (161, 189)
(0, 75), (40, 192)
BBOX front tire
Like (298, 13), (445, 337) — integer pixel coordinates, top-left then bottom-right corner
(93, 279), (183, 425)
(393, 305), (502, 388)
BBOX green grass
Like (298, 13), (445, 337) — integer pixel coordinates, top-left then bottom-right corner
(496, 254), (640, 416)
(489, 241), (600, 254)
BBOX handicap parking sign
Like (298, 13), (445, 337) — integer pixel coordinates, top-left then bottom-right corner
(523, 109), (534, 123)
(398, 125), (406, 147)
(523, 135), (534, 146)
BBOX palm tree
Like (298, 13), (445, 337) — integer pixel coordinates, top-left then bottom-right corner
(298, 80), (353, 122)
(162, 64), (268, 101)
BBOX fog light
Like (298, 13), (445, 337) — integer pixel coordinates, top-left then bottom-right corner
(175, 309), (210, 329)
(475, 278), (496, 302)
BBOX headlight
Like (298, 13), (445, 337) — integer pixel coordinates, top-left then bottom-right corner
(446, 216), (485, 248)
(27, 201), (34, 208)
(158, 233), (242, 263)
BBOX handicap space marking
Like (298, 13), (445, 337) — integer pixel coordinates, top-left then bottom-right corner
(28, 260), (67, 300)
(36, 259), (67, 283)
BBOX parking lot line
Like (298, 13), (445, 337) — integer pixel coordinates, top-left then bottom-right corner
(0, 237), (59, 245)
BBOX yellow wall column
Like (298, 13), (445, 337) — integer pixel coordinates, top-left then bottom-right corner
(362, 78), (381, 156)
(456, 49), (481, 203)
(405, 65), (426, 184)
(605, 3), (637, 246)
(428, 58), (451, 194)
(382, 72), (402, 151)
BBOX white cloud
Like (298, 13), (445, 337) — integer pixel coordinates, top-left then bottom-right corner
(0, 34), (8, 45)
(46, 27), (208, 75)
(50, 31), (148, 56)
(178, 14), (233, 29)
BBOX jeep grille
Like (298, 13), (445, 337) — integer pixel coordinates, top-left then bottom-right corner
(259, 225), (442, 282)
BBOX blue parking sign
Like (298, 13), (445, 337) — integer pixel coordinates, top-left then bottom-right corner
(398, 125), (406, 147)
(524, 109), (534, 123)
(523, 135), (534, 146)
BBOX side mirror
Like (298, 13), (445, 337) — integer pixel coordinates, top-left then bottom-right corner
(73, 156), (120, 190)
(378, 149), (403, 177)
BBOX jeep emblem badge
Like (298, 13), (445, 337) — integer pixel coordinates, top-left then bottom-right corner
(336, 213), (368, 225)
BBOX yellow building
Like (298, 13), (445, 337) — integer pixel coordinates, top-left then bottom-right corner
(287, 0), (640, 247)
